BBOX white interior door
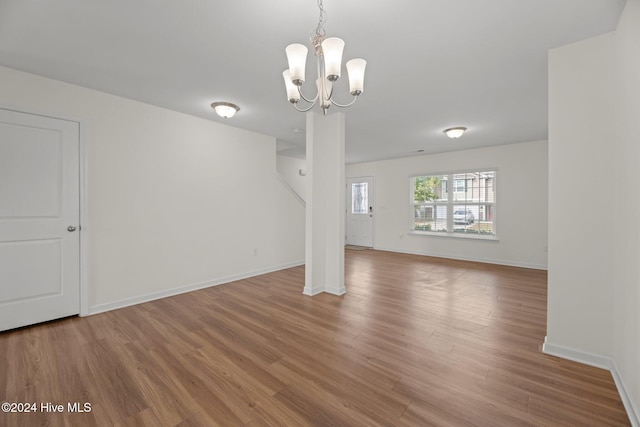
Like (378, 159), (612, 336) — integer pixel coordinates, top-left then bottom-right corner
(0, 108), (80, 331)
(346, 176), (374, 247)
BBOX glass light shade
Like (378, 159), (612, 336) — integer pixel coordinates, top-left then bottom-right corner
(283, 70), (300, 103)
(316, 78), (331, 109)
(285, 44), (308, 85)
(321, 37), (344, 81)
(346, 58), (366, 95)
(211, 102), (239, 118)
(444, 127), (467, 138)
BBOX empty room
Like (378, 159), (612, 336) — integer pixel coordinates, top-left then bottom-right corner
(0, 0), (639, 425)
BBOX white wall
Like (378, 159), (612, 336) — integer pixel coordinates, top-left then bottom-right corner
(276, 154), (306, 201)
(0, 66), (305, 312)
(346, 140), (548, 269)
(547, 33), (615, 357)
(613, 0), (640, 420)
(547, 0), (640, 421)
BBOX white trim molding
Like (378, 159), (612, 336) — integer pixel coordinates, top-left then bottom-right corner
(543, 337), (639, 426)
(542, 338), (613, 370)
(324, 285), (346, 296)
(610, 359), (640, 427)
(88, 260), (304, 315)
(302, 286), (325, 296)
(374, 245), (548, 271)
(303, 284), (346, 297)
(79, 118), (90, 317)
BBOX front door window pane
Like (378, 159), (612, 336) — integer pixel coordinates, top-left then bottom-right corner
(352, 183), (368, 214)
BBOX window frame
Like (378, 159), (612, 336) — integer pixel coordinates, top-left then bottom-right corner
(409, 169), (498, 240)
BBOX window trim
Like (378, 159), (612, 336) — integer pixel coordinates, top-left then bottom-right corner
(409, 169), (498, 240)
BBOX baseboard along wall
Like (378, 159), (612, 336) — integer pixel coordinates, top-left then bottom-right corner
(543, 337), (639, 427)
(87, 260), (304, 316)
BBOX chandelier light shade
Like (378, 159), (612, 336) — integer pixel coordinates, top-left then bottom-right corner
(321, 37), (344, 80)
(211, 102), (240, 118)
(282, 70), (300, 103)
(346, 58), (366, 95)
(282, 0), (366, 114)
(285, 44), (308, 85)
(444, 127), (467, 139)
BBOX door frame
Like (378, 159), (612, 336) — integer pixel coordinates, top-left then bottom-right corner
(346, 175), (375, 247)
(1, 103), (89, 317)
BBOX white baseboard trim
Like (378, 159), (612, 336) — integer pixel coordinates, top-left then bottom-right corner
(542, 338), (612, 370)
(611, 359), (640, 427)
(303, 284), (346, 296)
(87, 260), (304, 315)
(303, 286), (324, 296)
(543, 337), (639, 427)
(373, 245), (548, 270)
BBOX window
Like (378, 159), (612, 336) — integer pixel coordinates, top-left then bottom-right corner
(411, 170), (496, 237)
(412, 174), (448, 232)
(351, 182), (368, 214)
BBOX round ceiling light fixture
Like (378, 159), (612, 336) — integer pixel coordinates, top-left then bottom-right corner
(211, 102), (240, 118)
(444, 127), (467, 139)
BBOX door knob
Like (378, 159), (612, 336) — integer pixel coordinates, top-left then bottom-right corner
(67, 226), (77, 232)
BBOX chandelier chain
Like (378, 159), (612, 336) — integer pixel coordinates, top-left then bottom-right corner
(311, 0), (328, 53)
(315, 0), (327, 37)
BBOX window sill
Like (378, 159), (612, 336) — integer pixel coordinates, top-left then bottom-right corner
(408, 230), (499, 241)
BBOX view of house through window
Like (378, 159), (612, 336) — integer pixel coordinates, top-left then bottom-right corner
(411, 171), (496, 236)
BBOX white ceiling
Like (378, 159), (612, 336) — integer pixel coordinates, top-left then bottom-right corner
(0, 0), (626, 163)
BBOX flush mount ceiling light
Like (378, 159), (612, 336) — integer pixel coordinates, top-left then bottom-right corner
(282, 0), (366, 115)
(211, 102), (240, 118)
(444, 127), (467, 139)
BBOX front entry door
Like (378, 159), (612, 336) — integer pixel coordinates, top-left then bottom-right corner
(0, 108), (80, 331)
(346, 176), (374, 247)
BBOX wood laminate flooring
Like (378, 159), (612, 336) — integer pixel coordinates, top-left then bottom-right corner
(0, 250), (630, 426)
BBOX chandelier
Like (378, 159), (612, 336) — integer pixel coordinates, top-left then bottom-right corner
(282, 0), (366, 115)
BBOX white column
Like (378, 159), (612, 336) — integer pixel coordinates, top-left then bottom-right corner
(304, 111), (346, 296)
